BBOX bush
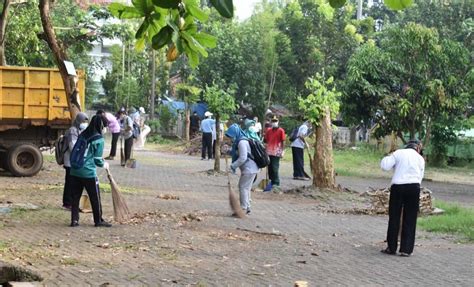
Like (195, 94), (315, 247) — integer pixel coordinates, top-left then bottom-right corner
(147, 119), (161, 134)
(157, 105), (177, 133)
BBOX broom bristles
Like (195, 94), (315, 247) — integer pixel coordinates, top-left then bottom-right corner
(224, 154), (245, 218)
(106, 169), (130, 222)
(229, 185), (245, 218)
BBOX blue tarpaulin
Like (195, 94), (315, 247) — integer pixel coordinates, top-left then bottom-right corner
(161, 100), (208, 118)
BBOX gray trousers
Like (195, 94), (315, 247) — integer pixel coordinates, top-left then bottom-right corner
(238, 173), (257, 210)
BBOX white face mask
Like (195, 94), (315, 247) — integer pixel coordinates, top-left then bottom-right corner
(249, 126), (257, 133)
(271, 122), (279, 128)
(79, 123), (88, 130)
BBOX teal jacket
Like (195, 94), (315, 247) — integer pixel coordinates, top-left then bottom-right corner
(70, 137), (105, 179)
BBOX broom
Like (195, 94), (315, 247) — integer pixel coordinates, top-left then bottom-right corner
(224, 153), (245, 219)
(105, 167), (130, 222)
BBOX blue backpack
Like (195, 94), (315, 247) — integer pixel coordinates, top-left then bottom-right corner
(70, 134), (102, 169)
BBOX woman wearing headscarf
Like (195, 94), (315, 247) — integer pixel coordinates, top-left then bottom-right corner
(70, 115), (111, 227)
(243, 118), (261, 142)
(225, 124), (259, 215)
(62, 112), (89, 210)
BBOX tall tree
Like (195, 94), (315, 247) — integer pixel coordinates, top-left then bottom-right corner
(0, 0), (11, 65)
(203, 83), (237, 172)
(39, 0), (81, 117)
(299, 74), (340, 189)
(343, 23), (472, 163)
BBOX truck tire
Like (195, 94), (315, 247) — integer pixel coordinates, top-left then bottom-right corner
(7, 144), (43, 177)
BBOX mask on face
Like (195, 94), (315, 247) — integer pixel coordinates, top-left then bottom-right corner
(271, 122), (279, 128)
(79, 123), (88, 130)
(249, 126), (257, 133)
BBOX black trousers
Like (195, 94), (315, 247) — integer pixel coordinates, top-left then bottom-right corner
(70, 175), (103, 225)
(386, 183), (420, 254)
(268, 155), (281, 186)
(63, 166), (72, 206)
(109, 132), (120, 157)
(124, 137), (133, 161)
(292, 147), (305, 178)
(201, 132), (213, 159)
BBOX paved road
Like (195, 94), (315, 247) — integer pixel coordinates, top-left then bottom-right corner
(0, 149), (472, 286)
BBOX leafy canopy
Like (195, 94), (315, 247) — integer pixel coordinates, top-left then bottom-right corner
(299, 74), (341, 127)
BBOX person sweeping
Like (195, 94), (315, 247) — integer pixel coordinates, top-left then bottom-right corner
(225, 124), (258, 216)
(69, 115), (112, 228)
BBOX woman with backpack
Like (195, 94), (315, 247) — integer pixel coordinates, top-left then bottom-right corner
(69, 115), (111, 227)
(62, 112), (89, 210)
(225, 124), (259, 215)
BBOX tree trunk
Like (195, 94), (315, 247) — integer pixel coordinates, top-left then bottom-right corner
(39, 0), (81, 119)
(313, 107), (336, 189)
(185, 107), (190, 142)
(214, 114), (221, 172)
(0, 0), (11, 66)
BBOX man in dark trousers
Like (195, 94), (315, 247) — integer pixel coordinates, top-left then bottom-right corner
(190, 111), (200, 139)
(200, 111), (215, 160)
(264, 116), (286, 191)
(290, 121), (310, 180)
(380, 139), (425, 257)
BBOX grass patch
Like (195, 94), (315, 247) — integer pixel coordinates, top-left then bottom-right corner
(418, 200), (474, 242)
(0, 240), (9, 252)
(100, 183), (143, 194)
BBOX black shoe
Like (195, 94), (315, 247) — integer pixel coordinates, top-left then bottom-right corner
(70, 221), (79, 227)
(95, 221), (112, 227)
(380, 248), (396, 255)
(399, 252), (411, 257)
(246, 209), (251, 215)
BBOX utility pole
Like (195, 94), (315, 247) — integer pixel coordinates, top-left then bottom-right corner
(150, 49), (156, 119)
(357, 0), (363, 20)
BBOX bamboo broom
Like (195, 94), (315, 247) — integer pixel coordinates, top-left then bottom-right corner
(224, 153), (245, 219)
(105, 167), (130, 222)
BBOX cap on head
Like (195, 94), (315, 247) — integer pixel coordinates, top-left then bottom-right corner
(129, 107), (137, 114)
(204, 111), (213, 117)
(139, 107), (145, 114)
(271, 116), (279, 122)
(406, 139), (422, 150)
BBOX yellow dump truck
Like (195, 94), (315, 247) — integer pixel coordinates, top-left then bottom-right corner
(0, 66), (85, 176)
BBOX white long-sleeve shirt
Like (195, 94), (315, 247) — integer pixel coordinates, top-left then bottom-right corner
(381, 148), (425, 185)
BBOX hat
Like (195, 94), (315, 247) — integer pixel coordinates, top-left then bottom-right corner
(204, 111), (213, 117)
(129, 107), (137, 114)
(271, 116), (279, 122)
(139, 107), (145, 114)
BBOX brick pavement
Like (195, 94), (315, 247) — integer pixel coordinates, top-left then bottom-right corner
(0, 149), (473, 286)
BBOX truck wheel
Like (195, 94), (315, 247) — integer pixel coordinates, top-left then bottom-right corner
(7, 144), (43, 177)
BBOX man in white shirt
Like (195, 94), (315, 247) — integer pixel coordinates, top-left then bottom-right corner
(380, 139), (425, 257)
(290, 121), (310, 180)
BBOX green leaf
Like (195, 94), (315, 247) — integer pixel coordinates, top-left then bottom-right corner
(133, 0), (155, 15)
(135, 37), (146, 51)
(183, 41), (200, 68)
(181, 31), (208, 57)
(328, 0), (346, 9)
(152, 0), (180, 9)
(384, 0), (413, 10)
(135, 19), (149, 39)
(194, 32), (217, 48)
(184, 0), (209, 22)
(152, 25), (173, 50)
(109, 3), (144, 19)
(210, 0), (234, 18)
